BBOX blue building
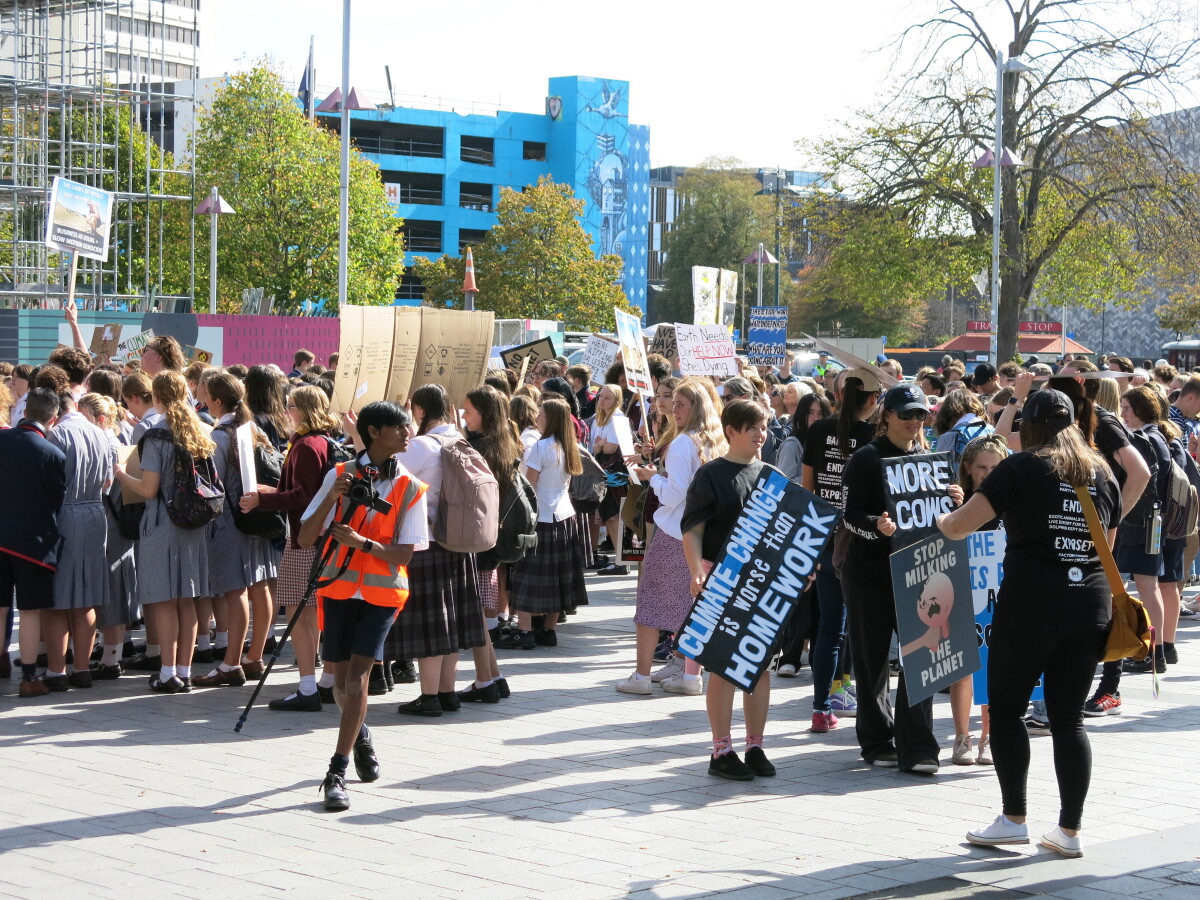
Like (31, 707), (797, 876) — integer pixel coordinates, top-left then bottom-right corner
(319, 75), (650, 315)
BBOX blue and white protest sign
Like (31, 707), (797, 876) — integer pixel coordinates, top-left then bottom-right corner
(967, 528), (1041, 704)
(747, 307), (787, 367)
(45, 176), (114, 261)
(677, 468), (840, 692)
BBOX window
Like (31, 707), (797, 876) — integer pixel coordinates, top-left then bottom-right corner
(401, 220), (442, 254)
(458, 228), (489, 252)
(459, 182), (493, 211)
(460, 135), (494, 165)
(522, 141), (547, 162)
(380, 171), (443, 205)
(396, 269), (424, 301)
(103, 52), (196, 80)
(105, 15), (200, 46)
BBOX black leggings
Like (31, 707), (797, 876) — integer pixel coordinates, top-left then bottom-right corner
(987, 624), (1106, 830)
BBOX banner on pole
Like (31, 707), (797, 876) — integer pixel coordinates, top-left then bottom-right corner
(45, 176), (115, 261)
(614, 308), (653, 395)
(90, 323), (122, 356)
(747, 307), (788, 367)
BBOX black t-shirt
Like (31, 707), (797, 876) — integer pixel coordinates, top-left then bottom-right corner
(842, 434), (920, 565)
(801, 417), (876, 510)
(1093, 406), (1132, 486)
(681, 457), (770, 563)
(979, 452), (1121, 630)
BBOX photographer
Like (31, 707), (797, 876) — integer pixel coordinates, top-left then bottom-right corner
(297, 401), (429, 812)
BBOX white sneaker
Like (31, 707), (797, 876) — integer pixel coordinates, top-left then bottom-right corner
(976, 738), (993, 766)
(952, 734), (975, 766)
(1040, 826), (1083, 858)
(650, 655), (683, 683)
(615, 673), (652, 695)
(661, 673), (703, 695)
(967, 814), (1030, 846)
(776, 663), (797, 678)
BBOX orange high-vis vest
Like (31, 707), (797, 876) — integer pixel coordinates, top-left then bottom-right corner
(318, 461), (427, 613)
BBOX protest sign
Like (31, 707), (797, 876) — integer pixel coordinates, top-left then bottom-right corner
(719, 300), (737, 332)
(615, 517), (645, 565)
(116, 444), (142, 504)
(800, 332), (899, 388)
(114, 328), (154, 361)
(501, 336), (556, 373)
(329, 305), (394, 414)
(612, 415), (637, 458)
(385, 306), (423, 406)
(889, 532), (981, 704)
(648, 324), (677, 362)
(235, 422), (257, 497)
(583, 334), (619, 384)
(747, 307), (788, 367)
(881, 451), (956, 551)
(329, 305), (365, 415)
(45, 176), (114, 261)
(676, 469), (841, 691)
(413, 307), (494, 402)
(675, 323), (739, 377)
(967, 528), (1041, 704)
(614, 308), (652, 395)
(718, 269), (738, 329)
(691, 266), (719, 325)
(183, 345), (214, 364)
(90, 323), (122, 356)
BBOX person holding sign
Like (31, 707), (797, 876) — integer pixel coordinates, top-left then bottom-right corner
(841, 384), (959, 774)
(938, 390), (1120, 859)
(588, 384), (631, 577)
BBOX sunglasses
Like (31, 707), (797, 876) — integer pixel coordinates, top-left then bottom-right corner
(895, 408), (930, 421)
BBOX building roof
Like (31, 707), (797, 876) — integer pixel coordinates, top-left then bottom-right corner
(933, 333), (1094, 355)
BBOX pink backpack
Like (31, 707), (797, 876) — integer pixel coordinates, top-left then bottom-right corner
(430, 433), (500, 553)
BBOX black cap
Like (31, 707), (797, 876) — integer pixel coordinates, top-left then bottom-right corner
(883, 384), (928, 414)
(1027, 355), (1039, 365)
(974, 363), (997, 383)
(1023, 389), (1074, 432)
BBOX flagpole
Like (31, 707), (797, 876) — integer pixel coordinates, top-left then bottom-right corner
(307, 36), (315, 120)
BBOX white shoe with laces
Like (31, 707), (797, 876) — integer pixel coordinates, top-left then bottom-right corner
(650, 655), (683, 683)
(776, 663), (797, 678)
(966, 814), (1029, 846)
(615, 672), (652, 695)
(661, 673), (703, 695)
(952, 734), (975, 765)
(1040, 826), (1083, 858)
(976, 738), (993, 766)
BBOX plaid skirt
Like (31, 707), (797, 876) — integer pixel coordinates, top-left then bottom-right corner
(277, 544), (319, 608)
(568, 511), (592, 580)
(510, 519), (589, 615)
(478, 566), (499, 613)
(382, 543), (485, 660)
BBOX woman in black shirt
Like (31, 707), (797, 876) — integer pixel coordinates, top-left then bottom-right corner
(939, 389), (1120, 859)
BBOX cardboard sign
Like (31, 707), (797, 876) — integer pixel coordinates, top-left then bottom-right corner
(329, 305), (393, 415)
(888, 533), (981, 704)
(692, 266), (719, 325)
(183, 345), (214, 364)
(718, 269), (739, 328)
(676, 468), (841, 691)
(116, 444), (142, 504)
(45, 176), (114, 261)
(329, 305), (364, 415)
(675, 323), (739, 377)
(967, 529), (1041, 704)
(881, 451), (956, 551)
(385, 306), (423, 406)
(90, 323), (122, 356)
(614, 308), (652, 395)
(583, 334), (619, 385)
(413, 307), (495, 404)
(501, 337), (556, 374)
(800, 332), (899, 388)
(647, 324), (677, 363)
(747, 307), (787, 367)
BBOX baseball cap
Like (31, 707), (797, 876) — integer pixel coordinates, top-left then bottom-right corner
(883, 384), (928, 414)
(974, 363), (997, 383)
(841, 366), (882, 392)
(875, 354), (888, 365)
(1023, 389), (1074, 432)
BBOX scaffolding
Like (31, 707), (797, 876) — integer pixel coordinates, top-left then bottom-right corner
(0, 0), (196, 311)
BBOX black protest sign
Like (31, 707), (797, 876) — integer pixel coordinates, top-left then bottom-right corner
(888, 532), (980, 704)
(677, 468), (841, 692)
(648, 324), (677, 362)
(500, 337), (557, 374)
(881, 451), (956, 550)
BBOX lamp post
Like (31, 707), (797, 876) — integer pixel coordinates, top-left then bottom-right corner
(755, 170), (788, 307)
(976, 50), (1033, 364)
(194, 187), (235, 314)
(742, 244), (778, 318)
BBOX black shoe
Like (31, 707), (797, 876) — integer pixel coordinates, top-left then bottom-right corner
(321, 771), (350, 811)
(1164, 644), (1179, 666)
(534, 629), (558, 647)
(122, 640), (139, 659)
(353, 734), (380, 782)
(125, 652), (161, 672)
(193, 648), (214, 664)
(43, 674), (69, 692)
(889, 659), (902, 674)
(89, 662), (123, 680)
(437, 691), (462, 712)
(391, 659), (417, 684)
(368, 663), (388, 696)
(488, 625), (503, 643)
(457, 681), (501, 703)
(36, 652), (48, 669)
(318, 685), (335, 704)
(598, 537), (614, 553)
(264, 637), (278, 656)
(557, 611), (568, 623)
(495, 630), (536, 650)
(595, 564), (629, 576)
(708, 751), (756, 781)
(589, 553), (611, 570)
(397, 694), (443, 717)
(268, 690), (322, 712)
(744, 746), (776, 777)
(1125, 655), (1161, 674)
(496, 676), (511, 699)
(653, 638), (674, 662)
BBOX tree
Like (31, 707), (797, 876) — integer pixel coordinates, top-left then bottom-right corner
(414, 176), (633, 331)
(810, 0), (1200, 361)
(164, 63), (403, 312)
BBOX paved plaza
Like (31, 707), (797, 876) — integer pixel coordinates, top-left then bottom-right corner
(2, 574), (1199, 899)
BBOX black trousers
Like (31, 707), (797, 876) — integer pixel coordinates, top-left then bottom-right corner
(842, 565), (938, 769)
(987, 624), (1105, 830)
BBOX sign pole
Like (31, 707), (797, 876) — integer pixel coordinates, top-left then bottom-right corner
(65, 251), (79, 311)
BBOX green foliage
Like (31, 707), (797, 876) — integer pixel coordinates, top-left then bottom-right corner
(414, 176), (633, 331)
(165, 63), (403, 312)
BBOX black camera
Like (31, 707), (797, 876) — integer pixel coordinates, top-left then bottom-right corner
(345, 465), (393, 515)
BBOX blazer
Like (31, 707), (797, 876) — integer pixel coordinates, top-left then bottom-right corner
(0, 422), (67, 569)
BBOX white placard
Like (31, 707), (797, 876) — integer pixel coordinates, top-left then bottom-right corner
(612, 414), (637, 458)
(235, 421), (257, 495)
(675, 323), (739, 377)
(583, 334), (619, 384)
(614, 308), (652, 395)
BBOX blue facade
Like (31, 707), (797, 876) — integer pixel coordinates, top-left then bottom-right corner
(322, 75), (650, 315)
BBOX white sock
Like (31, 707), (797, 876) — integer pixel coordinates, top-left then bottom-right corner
(299, 674), (318, 695)
(214, 631), (228, 651)
(217, 662), (237, 673)
(682, 673), (701, 682)
(474, 678), (494, 689)
(175, 665), (191, 679)
(159, 665), (174, 682)
(631, 671), (650, 681)
(46, 670), (65, 678)
(147, 643), (160, 657)
(485, 617), (499, 630)
(318, 672), (335, 688)
(102, 645), (120, 666)
(196, 633), (211, 651)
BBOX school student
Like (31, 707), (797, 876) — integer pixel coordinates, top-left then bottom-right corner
(680, 399), (783, 780)
(939, 389), (1120, 859)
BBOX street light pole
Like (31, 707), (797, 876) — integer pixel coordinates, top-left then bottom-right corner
(209, 186), (219, 314)
(337, 0), (351, 307)
(989, 48), (1003, 366)
(774, 170), (782, 307)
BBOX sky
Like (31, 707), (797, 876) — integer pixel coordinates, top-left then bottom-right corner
(198, 0), (922, 171)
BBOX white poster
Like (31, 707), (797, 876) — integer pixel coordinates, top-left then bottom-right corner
(612, 415), (637, 458)
(45, 176), (115, 261)
(614, 308), (653, 395)
(235, 421), (257, 496)
(583, 334), (619, 384)
(692, 266), (720, 326)
(675, 323), (739, 377)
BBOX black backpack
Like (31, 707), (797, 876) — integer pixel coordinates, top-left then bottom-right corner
(321, 434), (357, 473)
(140, 429), (225, 530)
(492, 471), (538, 564)
(216, 424), (286, 539)
(569, 447), (608, 514)
(104, 483), (144, 542)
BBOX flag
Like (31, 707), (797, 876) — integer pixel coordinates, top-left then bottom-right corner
(297, 38), (314, 119)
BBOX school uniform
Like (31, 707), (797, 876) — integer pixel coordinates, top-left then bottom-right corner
(49, 412), (111, 611)
(96, 431), (138, 628)
(208, 416), (280, 595)
(0, 422), (66, 609)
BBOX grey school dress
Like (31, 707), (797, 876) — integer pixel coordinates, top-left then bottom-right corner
(96, 432), (139, 628)
(50, 412), (111, 610)
(136, 426), (210, 604)
(207, 419), (280, 595)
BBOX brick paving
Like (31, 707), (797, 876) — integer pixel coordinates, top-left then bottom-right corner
(2, 574), (1198, 899)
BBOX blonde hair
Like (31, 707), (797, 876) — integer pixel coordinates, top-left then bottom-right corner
(78, 392), (120, 436)
(290, 384), (339, 435)
(153, 370), (216, 459)
(674, 378), (727, 463)
(594, 383), (623, 428)
(540, 397), (583, 476)
(956, 433), (1010, 495)
(1093, 375), (1120, 413)
(514, 383), (541, 404)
